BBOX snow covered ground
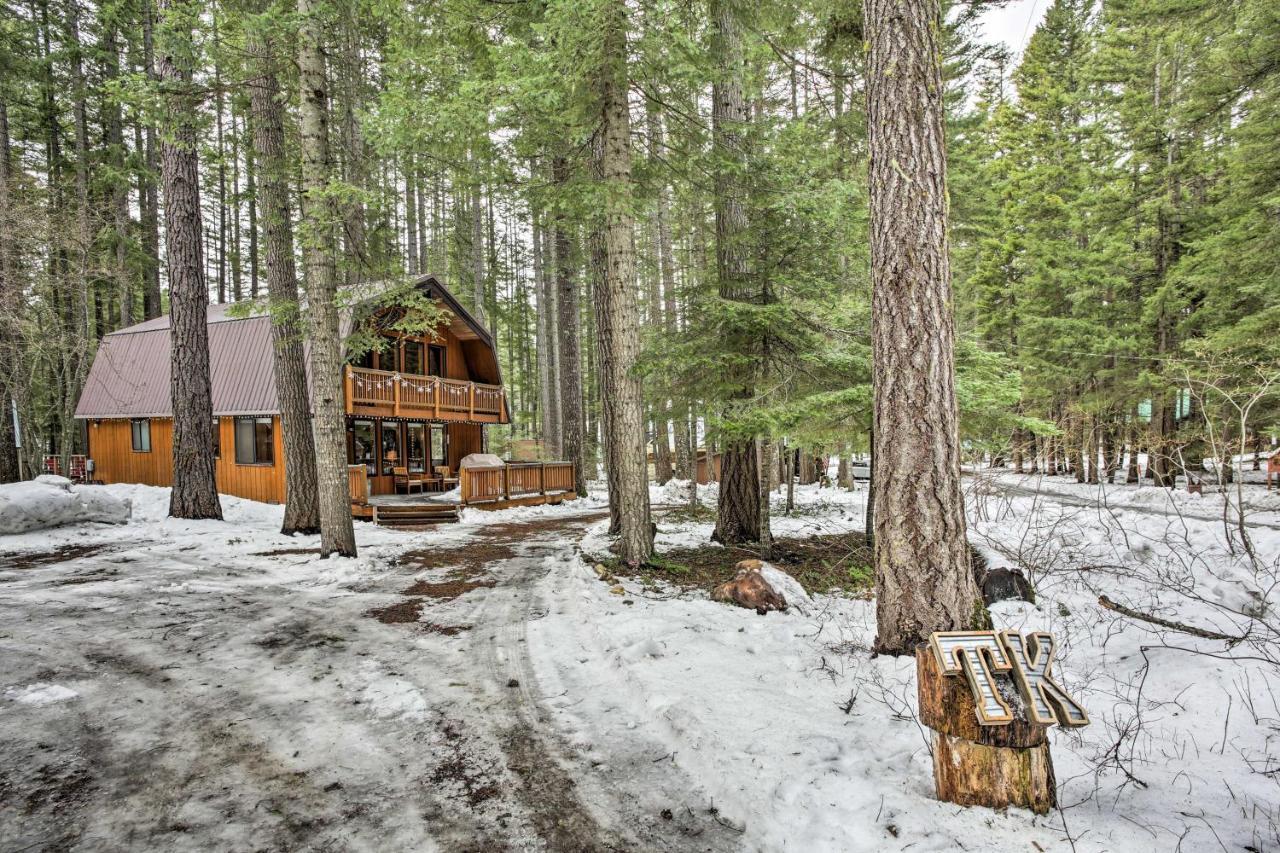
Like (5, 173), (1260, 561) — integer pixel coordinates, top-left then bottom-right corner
(2, 475), (1277, 851)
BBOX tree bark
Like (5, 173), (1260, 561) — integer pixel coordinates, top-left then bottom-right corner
(140, 0), (163, 320)
(595, 0), (653, 565)
(0, 96), (20, 483)
(710, 0), (763, 546)
(865, 0), (980, 654)
(248, 18), (320, 536)
(298, 0), (357, 556)
(552, 155), (586, 493)
(157, 0), (222, 519)
(103, 19), (132, 328)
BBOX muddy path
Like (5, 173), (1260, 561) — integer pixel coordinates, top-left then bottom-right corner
(0, 506), (738, 852)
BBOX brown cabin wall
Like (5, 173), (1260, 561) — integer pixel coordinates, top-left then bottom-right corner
(447, 423), (484, 471)
(86, 417), (286, 504)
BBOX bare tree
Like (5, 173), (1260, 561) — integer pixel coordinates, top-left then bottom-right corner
(298, 0), (356, 556)
(865, 0), (979, 654)
(157, 0), (221, 519)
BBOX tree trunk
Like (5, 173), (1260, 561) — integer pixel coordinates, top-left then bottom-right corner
(0, 96), (20, 483)
(248, 19), (320, 536)
(916, 646), (1056, 814)
(865, 0), (979, 654)
(552, 155), (586, 494)
(595, 0), (652, 565)
(532, 182), (560, 458)
(140, 0), (163, 320)
(298, 0), (356, 556)
(103, 20), (132, 329)
(157, 0), (222, 520)
(710, 0), (763, 546)
(405, 153), (418, 274)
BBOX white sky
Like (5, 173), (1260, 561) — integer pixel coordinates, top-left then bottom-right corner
(976, 0), (1050, 55)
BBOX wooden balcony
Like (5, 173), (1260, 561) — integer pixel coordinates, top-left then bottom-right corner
(344, 365), (508, 423)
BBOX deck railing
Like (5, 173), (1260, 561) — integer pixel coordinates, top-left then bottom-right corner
(459, 461), (576, 505)
(345, 365), (505, 421)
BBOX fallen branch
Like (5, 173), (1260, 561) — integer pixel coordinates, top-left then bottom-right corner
(1098, 595), (1242, 642)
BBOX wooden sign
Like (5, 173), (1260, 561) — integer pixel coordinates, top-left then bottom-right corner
(928, 630), (1089, 729)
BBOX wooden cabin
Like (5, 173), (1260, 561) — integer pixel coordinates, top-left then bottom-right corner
(74, 275), (532, 508)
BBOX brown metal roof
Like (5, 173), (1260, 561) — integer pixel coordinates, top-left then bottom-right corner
(75, 303), (283, 418)
(75, 275), (498, 419)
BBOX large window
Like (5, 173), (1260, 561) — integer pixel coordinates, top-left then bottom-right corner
(406, 424), (427, 473)
(130, 419), (151, 452)
(403, 340), (425, 375)
(428, 344), (445, 377)
(380, 423), (400, 475)
(350, 419), (375, 474)
(234, 417), (274, 465)
(432, 426), (445, 469)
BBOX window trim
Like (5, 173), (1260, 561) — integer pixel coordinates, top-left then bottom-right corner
(130, 418), (151, 453)
(233, 416), (275, 466)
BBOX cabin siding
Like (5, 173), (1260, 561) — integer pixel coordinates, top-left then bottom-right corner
(88, 418), (174, 487)
(88, 417), (286, 504)
(448, 423), (484, 471)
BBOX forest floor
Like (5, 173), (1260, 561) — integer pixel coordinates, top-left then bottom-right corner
(1, 473), (1278, 851)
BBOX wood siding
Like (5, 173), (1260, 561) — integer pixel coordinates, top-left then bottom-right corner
(88, 417), (286, 504)
(447, 423), (484, 471)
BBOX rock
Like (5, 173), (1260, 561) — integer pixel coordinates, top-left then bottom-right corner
(712, 560), (787, 614)
(978, 567), (1035, 605)
(759, 563), (811, 616)
(609, 585), (626, 596)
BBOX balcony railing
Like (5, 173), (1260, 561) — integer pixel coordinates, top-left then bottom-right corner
(345, 365), (506, 422)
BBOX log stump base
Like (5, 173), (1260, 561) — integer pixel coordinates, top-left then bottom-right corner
(916, 644), (1057, 814)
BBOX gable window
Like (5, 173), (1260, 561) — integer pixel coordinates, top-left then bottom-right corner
(130, 419), (151, 452)
(234, 417), (274, 465)
(428, 344), (445, 377)
(403, 340), (425, 375)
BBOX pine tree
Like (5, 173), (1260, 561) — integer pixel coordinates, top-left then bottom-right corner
(865, 0), (980, 654)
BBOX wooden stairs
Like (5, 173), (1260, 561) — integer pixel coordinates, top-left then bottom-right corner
(372, 503), (460, 528)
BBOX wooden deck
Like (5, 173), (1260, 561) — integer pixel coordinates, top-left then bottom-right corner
(349, 461), (577, 522)
(344, 365), (507, 423)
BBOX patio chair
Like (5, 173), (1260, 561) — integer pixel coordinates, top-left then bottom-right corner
(393, 466), (425, 495)
(435, 465), (460, 489)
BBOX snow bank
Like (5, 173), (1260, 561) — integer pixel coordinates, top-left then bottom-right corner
(0, 476), (131, 535)
(5, 683), (79, 705)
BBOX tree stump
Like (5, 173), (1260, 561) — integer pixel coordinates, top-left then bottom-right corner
(916, 644), (1056, 814)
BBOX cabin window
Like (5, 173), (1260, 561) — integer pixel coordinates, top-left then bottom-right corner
(350, 419), (375, 474)
(351, 348), (376, 369)
(403, 340), (425, 375)
(428, 344), (445, 377)
(234, 417), (274, 465)
(406, 424), (427, 473)
(380, 423), (400, 475)
(130, 419), (151, 452)
(212, 419), (221, 458)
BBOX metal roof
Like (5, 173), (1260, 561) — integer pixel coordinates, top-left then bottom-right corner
(75, 274), (496, 420)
